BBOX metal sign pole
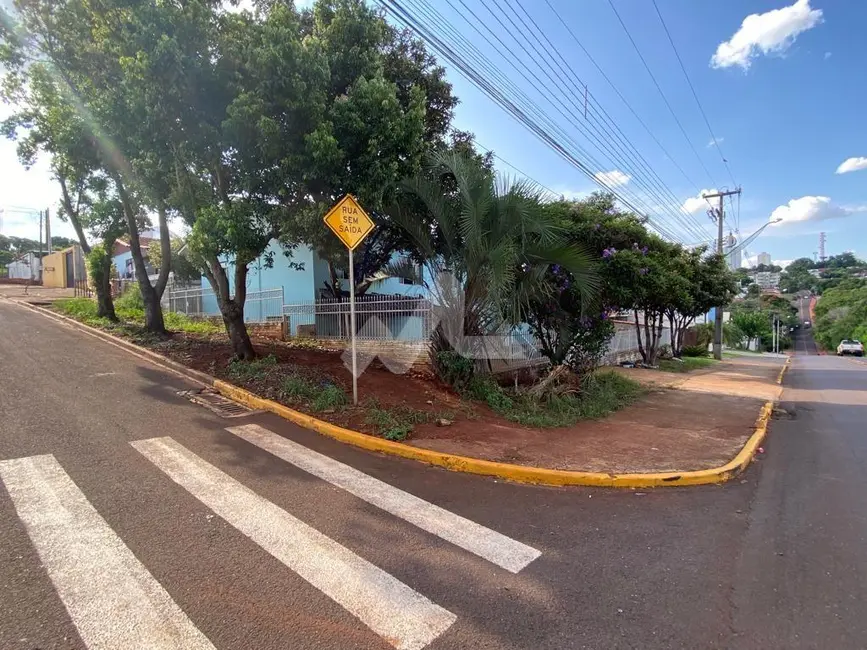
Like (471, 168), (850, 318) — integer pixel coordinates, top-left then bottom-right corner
(348, 247), (358, 405)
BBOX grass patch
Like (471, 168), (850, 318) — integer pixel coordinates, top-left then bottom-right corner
(364, 399), (439, 441)
(657, 357), (718, 373)
(279, 373), (348, 412)
(53, 296), (221, 336)
(227, 354), (279, 383)
(463, 371), (644, 428)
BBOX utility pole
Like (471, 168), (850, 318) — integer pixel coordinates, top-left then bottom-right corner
(38, 210), (43, 258)
(45, 207), (51, 253)
(703, 188), (742, 360)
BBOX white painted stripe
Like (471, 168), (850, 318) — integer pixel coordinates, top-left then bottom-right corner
(226, 423), (541, 573)
(132, 437), (455, 650)
(0, 454), (215, 650)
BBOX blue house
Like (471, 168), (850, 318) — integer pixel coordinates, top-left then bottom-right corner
(196, 240), (429, 340)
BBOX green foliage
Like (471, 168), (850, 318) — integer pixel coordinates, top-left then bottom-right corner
(731, 311), (771, 349)
(681, 344), (710, 358)
(466, 377), (514, 412)
(364, 400), (433, 441)
(115, 285), (144, 311)
(459, 370), (643, 428)
(657, 357), (717, 373)
(503, 372), (644, 428)
(435, 351), (474, 390)
(538, 195), (734, 363)
(227, 355), (280, 383)
(393, 152), (599, 383)
(279, 374), (348, 412)
(148, 239), (201, 284)
(814, 282), (867, 350)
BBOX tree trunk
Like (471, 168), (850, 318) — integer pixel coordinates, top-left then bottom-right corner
(222, 302), (256, 361)
(202, 255), (257, 361)
(114, 177), (168, 334)
(94, 255), (116, 321)
(634, 309), (646, 363)
(141, 282), (165, 332)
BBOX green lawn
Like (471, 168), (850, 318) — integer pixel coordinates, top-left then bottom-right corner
(466, 370), (645, 428)
(657, 356), (718, 373)
(53, 296), (222, 336)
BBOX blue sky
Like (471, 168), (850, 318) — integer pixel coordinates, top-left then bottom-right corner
(413, 0), (867, 266)
(2, 0), (864, 267)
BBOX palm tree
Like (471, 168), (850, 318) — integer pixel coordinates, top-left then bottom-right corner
(389, 151), (600, 379)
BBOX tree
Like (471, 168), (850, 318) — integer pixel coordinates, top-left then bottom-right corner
(390, 152), (598, 381)
(1, 0), (172, 328)
(665, 249), (736, 357)
(0, 55), (127, 318)
(731, 311), (771, 350)
(147, 239), (201, 286)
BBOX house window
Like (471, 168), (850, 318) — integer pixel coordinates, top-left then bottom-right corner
(125, 258), (134, 279)
(400, 277), (415, 285)
(335, 268), (349, 280)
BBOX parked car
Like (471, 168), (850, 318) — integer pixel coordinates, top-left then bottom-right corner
(836, 339), (864, 357)
(804, 320), (811, 328)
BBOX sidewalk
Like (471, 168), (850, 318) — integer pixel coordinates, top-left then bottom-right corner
(0, 285), (75, 302)
(409, 356), (785, 474)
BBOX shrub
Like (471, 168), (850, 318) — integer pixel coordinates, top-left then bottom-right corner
(682, 344), (709, 357)
(115, 284), (144, 311)
(466, 376), (514, 411)
(435, 350), (474, 390)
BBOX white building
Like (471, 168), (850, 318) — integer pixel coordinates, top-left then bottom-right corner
(754, 271), (782, 290)
(6, 251), (46, 281)
(757, 252), (772, 266)
(723, 233), (741, 270)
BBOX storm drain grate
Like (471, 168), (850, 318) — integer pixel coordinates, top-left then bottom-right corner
(177, 389), (258, 418)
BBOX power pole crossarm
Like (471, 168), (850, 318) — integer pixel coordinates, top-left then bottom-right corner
(702, 187), (742, 360)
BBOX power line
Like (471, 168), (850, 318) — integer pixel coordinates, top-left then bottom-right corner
(473, 140), (560, 197)
(605, 0), (717, 187)
(401, 0), (704, 241)
(502, 0), (713, 241)
(540, 0), (704, 196)
(651, 0), (738, 189)
(466, 0), (707, 241)
(380, 0), (684, 242)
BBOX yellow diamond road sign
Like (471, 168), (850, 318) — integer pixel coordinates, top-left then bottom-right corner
(323, 194), (375, 250)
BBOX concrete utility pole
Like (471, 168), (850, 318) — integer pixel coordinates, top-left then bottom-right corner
(45, 207), (51, 252)
(703, 188), (742, 360)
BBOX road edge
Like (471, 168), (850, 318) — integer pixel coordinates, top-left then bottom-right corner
(6, 297), (779, 488)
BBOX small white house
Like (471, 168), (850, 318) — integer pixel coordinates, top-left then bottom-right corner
(7, 251), (46, 281)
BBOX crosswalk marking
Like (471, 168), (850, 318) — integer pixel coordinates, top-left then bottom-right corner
(0, 454), (215, 650)
(226, 423), (541, 573)
(132, 437), (456, 650)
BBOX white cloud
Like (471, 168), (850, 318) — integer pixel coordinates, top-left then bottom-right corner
(824, 51), (832, 60)
(836, 157), (867, 174)
(707, 137), (724, 148)
(593, 169), (630, 187)
(553, 188), (591, 202)
(682, 189), (717, 214)
(711, 0), (823, 70)
(769, 195), (862, 226)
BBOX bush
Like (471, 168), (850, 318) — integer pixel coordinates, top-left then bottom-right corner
(466, 376), (514, 411)
(435, 350), (474, 390)
(682, 344), (709, 357)
(115, 284), (144, 311)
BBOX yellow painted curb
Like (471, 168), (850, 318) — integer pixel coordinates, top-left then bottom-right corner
(214, 380), (775, 488)
(777, 357), (792, 385)
(6, 296), (776, 489)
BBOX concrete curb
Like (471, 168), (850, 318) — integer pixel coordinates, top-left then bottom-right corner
(777, 357), (792, 385)
(7, 296), (778, 488)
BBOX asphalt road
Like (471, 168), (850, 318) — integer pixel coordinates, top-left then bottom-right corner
(1, 299), (866, 649)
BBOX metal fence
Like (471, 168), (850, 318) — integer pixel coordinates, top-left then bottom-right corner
(282, 295), (434, 341)
(162, 285), (285, 323)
